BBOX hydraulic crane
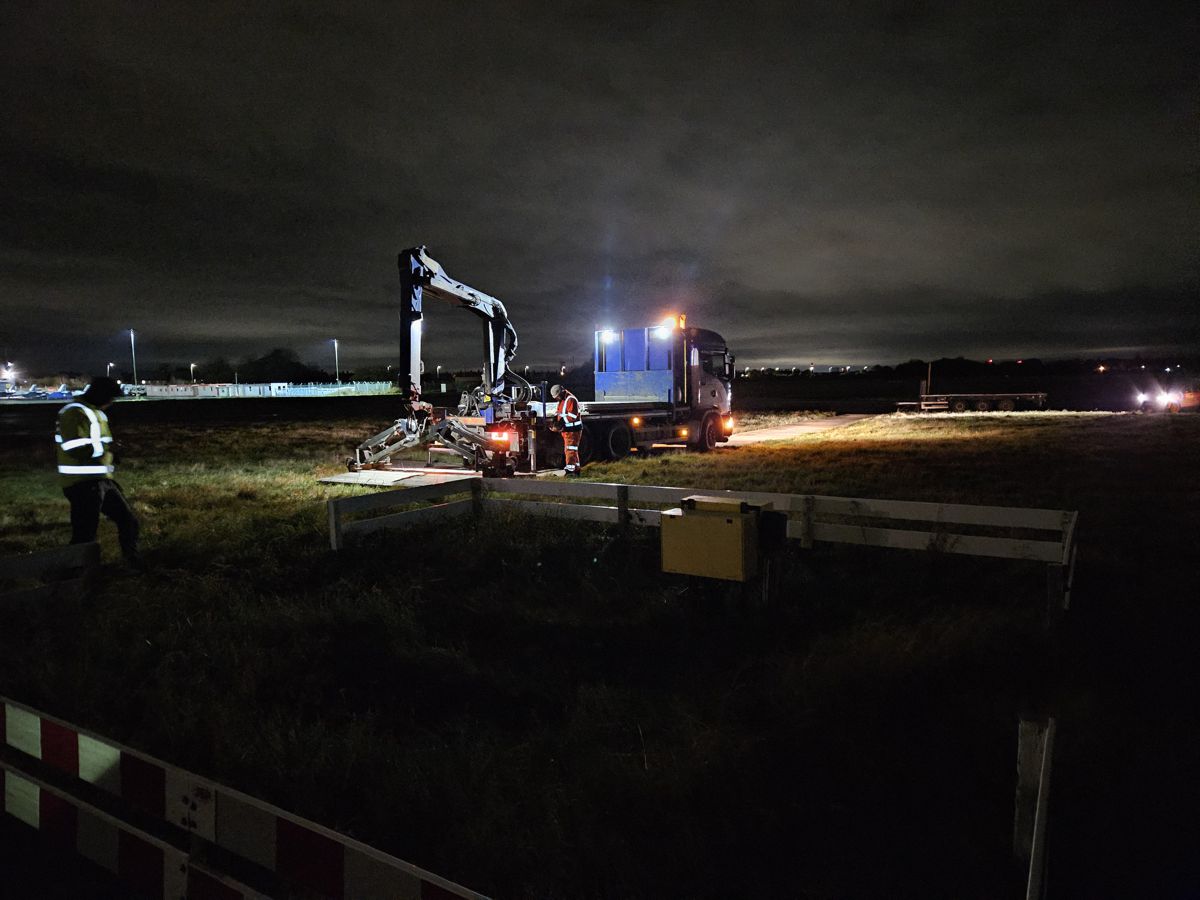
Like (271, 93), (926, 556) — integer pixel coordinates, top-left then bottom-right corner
(351, 247), (536, 473)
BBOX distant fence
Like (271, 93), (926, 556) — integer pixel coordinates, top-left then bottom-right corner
(1, 695), (487, 899)
(129, 381), (396, 399)
(327, 478), (1078, 612)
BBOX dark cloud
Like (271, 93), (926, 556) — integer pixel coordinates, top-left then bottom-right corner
(1, 1), (1195, 373)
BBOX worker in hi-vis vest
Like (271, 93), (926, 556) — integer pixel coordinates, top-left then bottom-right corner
(550, 384), (583, 476)
(56, 377), (143, 570)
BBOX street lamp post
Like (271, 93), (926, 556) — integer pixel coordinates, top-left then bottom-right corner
(106, 362), (114, 377)
(129, 329), (138, 386)
(333, 339), (340, 383)
(190, 363), (197, 383)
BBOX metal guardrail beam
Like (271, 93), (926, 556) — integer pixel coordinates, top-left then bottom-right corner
(327, 477), (1078, 616)
(329, 478), (1077, 562)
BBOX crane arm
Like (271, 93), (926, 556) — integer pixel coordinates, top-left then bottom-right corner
(398, 246), (518, 401)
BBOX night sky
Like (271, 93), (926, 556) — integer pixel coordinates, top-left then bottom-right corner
(2, 2), (1196, 374)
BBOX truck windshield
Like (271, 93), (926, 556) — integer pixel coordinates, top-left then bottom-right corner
(700, 350), (726, 378)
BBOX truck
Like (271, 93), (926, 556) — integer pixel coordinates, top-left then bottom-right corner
(351, 247), (734, 475)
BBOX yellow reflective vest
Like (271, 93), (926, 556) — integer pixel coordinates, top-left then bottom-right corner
(55, 401), (115, 487)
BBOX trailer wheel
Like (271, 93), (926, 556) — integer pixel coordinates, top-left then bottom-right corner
(974, 399), (991, 412)
(997, 399), (1016, 412)
(607, 423), (632, 459)
(949, 398), (969, 413)
(697, 414), (719, 451)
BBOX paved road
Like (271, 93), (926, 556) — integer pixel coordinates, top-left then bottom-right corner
(721, 414), (874, 446)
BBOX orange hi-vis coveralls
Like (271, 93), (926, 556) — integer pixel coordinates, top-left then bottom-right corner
(555, 389), (583, 474)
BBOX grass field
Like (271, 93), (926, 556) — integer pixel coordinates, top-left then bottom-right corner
(1, 410), (1197, 897)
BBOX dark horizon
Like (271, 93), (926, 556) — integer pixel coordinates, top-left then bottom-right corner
(3, 3), (1196, 374)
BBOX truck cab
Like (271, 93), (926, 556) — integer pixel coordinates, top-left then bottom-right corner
(580, 316), (735, 459)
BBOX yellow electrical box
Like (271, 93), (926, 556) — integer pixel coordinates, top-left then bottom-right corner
(660, 495), (768, 582)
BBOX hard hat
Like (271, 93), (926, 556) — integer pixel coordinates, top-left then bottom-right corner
(550, 384), (563, 399)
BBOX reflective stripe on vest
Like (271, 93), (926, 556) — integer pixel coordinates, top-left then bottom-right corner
(56, 402), (108, 457)
(58, 464), (115, 475)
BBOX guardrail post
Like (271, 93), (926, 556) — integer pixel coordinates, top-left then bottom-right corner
(1014, 716), (1056, 900)
(616, 484), (630, 530)
(799, 495), (815, 549)
(328, 499), (343, 551)
(1014, 717), (1045, 862)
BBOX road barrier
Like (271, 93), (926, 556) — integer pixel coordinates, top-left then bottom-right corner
(328, 478), (1078, 612)
(1, 695), (487, 899)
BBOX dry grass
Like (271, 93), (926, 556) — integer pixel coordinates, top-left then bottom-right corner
(1, 409), (1197, 897)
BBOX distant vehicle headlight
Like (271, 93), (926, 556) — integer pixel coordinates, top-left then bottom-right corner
(1136, 393), (1148, 403)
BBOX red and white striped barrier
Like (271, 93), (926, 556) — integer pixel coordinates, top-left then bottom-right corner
(1, 761), (264, 899)
(2, 696), (487, 899)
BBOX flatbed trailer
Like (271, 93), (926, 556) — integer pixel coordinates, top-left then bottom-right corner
(897, 392), (1048, 413)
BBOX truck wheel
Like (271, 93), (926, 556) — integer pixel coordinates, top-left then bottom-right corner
(949, 398), (969, 413)
(607, 423), (632, 459)
(974, 400), (991, 412)
(997, 399), (1016, 412)
(697, 414), (719, 452)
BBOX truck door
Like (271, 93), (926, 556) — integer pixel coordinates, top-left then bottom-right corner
(697, 348), (730, 414)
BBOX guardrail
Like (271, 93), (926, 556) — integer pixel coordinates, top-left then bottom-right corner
(328, 478), (1078, 611)
(1, 695), (488, 899)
